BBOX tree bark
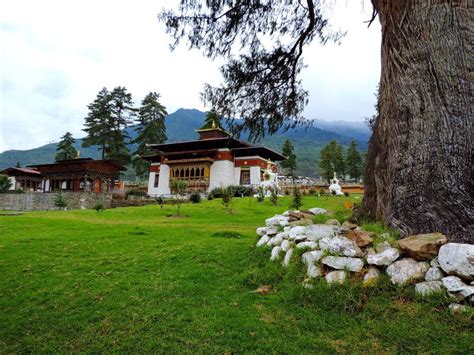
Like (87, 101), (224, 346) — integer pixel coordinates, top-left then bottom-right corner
(360, 1), (473, 243)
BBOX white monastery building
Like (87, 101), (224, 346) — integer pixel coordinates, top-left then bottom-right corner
(144, 124), (286, 196)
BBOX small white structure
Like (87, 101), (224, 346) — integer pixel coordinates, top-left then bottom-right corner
(145, 124), (286, 196)
(257, 160), (280, 196)
(329, 172), (344, 195)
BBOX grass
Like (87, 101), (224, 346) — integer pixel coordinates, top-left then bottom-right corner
(0, 195), (472, 353)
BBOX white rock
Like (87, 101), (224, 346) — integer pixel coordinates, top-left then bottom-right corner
(301, 250), (324, 265)
(266, 215), (289, 227)
(386, 258), (430, 285)
(415, 281), (444, 296)
(425, 267), (444, 281)
(268, 235), (283, 246)
(448, 303), (471, 314)
(367, 247), (400, 266)
(442, 276), (474, 299)
(305, 224), (339, 241)
(270, 246), (282, 261)
(282, 248), (293, 267)
(282, 210), (290, 216)
(276, 231), (289, 240)
(325, 271), (347, 284)
(307, 264), (323, 278)
(321, 256), (364, 272)
(256, 227), (267, 236)
(438, 243), (474, 281)
(363, 267), (380, 285)
(283, 226), (291, 232)
(308, 207), (327, 215)
(281, 239), (291, 252)
(266, 226), (278, 236)
(256, 235), (270, 247)
(296, 241), (319, 249)
(289, 226), (306, 240)
(319, 236), (363, 257)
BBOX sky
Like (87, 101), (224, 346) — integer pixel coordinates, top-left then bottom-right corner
(0, 0), (381, 152)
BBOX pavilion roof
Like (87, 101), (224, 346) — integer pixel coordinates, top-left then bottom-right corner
(0, 167), (42, 176)
(232, 146), (287, 161)
(147, 137), (251, 153)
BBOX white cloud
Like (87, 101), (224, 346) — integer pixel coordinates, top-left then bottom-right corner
(0, 0), (380, 152)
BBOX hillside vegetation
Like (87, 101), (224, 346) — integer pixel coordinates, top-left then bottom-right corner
(0, 197), (472, 353)
(0, 109), (369, 178)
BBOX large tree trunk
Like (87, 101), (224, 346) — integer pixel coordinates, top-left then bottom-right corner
(360, 1), (473, 243)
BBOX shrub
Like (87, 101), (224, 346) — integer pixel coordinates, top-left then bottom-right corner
(207, 192), (214, 200)
(256, 186), (265, 202)
(331, 190), (337, 195)
(211, 185), (253, 198)
(0, 174), (12, 193)
(319, 188), (326, 196)
(221, 186), (234, 211)
(291, 186), (302, 210)
(54, 191), (67, 210)
(344, 191), (350, 197)
(270, 186), (278, 206)
(189, 192), (201, 203)
(94, 202), (105, 212)
(309, 189), (316, 195)
(170, 179), (188, 217)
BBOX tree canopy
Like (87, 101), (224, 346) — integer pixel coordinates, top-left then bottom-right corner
(159, 1), (343, 139)
(280, 139), (297, 178)
(319, 140), (345, 182)
(55, 132), (78, 162)
(132, 92), (168, 178)
(200, 110), (222, 129)
(82, 87), (135, 166)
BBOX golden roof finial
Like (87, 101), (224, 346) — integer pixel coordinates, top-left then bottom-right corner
(212, 120), (217, 129)
(76, 150), (81, 158)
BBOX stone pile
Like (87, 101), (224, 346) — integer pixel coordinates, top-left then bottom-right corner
(256, 209), (474, 312)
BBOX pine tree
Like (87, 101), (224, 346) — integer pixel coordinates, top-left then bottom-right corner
(346, 140), (362, 181)
(82, 87), (135, 166)
(132, 92), (168, 178)
(200, 110), (222, 129)
(55, 132), (78, 161)
(82, 87), (113, 159)
(280, 139), (297, 179)
(15, 161), (21, 168)
(334, 144), (345, 180)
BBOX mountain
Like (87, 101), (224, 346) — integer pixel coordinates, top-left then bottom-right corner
(0, 108), (370, 178)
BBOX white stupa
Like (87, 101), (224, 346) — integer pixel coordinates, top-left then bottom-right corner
(329, 172), (344, 195)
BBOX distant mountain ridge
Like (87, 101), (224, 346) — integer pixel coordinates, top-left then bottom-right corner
(0, 108), (371, 177)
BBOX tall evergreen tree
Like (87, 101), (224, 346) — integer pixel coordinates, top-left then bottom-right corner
(319, 140), (345, 182)
(15, 161), (21, 168)
(55, 132), (78, 162)
(82, 87), (135, 166)
(280, 139), (297, 179)
(346, 140), (362, 181)
(200, 110), (222, 129)
(82, 87), (113, 159)
(132, 92), (168, 178)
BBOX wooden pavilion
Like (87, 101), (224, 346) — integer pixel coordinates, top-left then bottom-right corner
(29, 158), (125, 193)
(0, 167), (43, 191)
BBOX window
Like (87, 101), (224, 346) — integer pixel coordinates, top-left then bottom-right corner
(240, 169), (250, 185)
(154, 172), (159, 188)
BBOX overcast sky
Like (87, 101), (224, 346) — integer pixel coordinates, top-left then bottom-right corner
(0, 0), (380, 152)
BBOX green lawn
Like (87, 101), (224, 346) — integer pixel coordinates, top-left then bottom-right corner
(0, 196), (472, 353)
